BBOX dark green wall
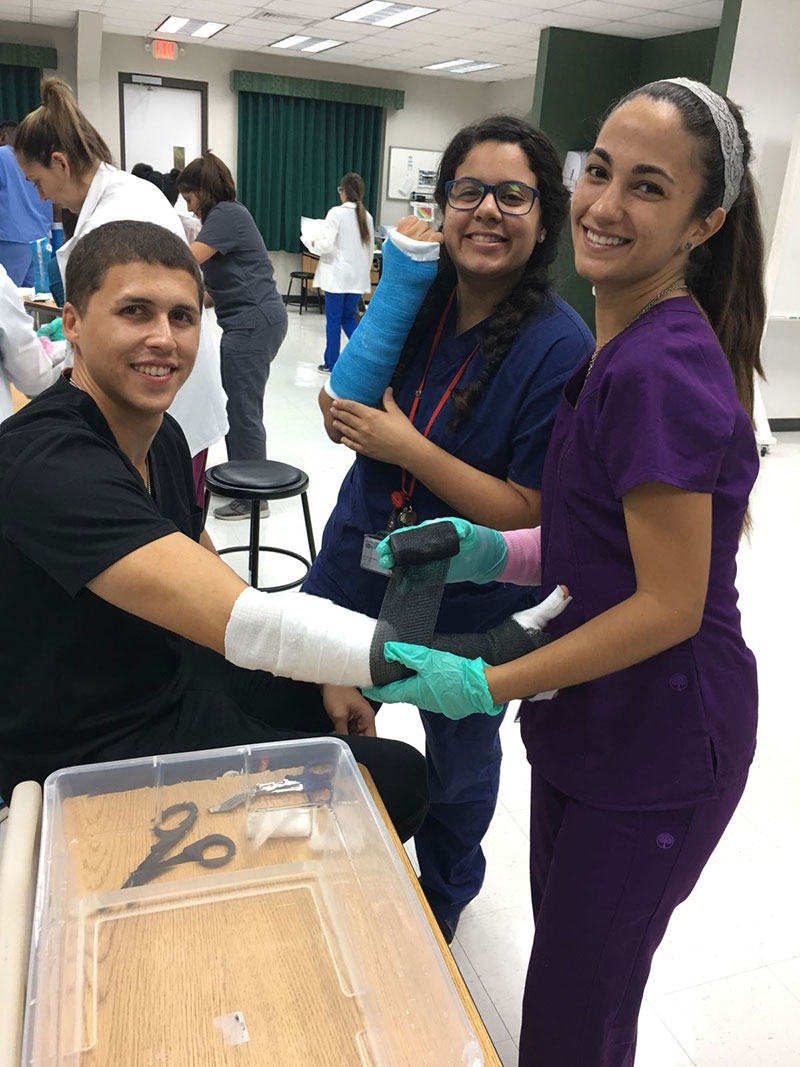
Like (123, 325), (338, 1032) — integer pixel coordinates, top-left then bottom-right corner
(639, 28), (719, 85)
(532, 18), (731, 329)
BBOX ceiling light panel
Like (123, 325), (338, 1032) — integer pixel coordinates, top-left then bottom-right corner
(271, 34), (343, 50)
(424, 58), (502, 72)
(336, 2), (436, 28)
(155, 16), (227, 37)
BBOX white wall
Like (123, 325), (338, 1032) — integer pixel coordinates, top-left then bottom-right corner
(727, 0), (800, 420)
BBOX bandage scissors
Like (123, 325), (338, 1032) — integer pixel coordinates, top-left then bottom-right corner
(208, 765), (336, 815)
(121, 801), (236, 889)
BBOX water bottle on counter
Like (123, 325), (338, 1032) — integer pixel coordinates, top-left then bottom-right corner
(29, 236), (51, 295)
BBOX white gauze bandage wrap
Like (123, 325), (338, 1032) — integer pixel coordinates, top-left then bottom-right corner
(224, 587), (375, 687)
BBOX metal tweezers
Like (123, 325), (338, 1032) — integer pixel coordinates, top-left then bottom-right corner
(207, 778), (304, 814)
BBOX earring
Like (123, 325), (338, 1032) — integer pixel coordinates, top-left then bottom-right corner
(685, 242), (693, 250)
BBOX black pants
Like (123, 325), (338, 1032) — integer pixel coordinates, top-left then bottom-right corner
(97, 646), (429, 842)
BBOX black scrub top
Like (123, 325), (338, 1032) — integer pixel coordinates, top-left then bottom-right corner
(0, 377), (202, 796)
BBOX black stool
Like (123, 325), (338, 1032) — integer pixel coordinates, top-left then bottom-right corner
(284, 271), (322, 315)
(204, 460), (317, 592)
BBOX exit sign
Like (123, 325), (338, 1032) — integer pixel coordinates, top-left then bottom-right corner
(153, 39), (178, 60)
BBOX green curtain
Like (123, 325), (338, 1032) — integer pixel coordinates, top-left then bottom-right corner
(238, 92), (383, 253)
(0, 64), (41, 122)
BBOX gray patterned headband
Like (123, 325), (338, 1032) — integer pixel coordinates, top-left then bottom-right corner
(663, 77), (745, 214)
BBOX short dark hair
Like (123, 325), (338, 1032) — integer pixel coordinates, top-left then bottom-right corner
(65, 220), (204, 312)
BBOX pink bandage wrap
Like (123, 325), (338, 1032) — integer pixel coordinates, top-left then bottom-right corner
(499, 527), (542, 586)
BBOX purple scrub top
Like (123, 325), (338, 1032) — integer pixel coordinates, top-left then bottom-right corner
(520, 297), (759, 810)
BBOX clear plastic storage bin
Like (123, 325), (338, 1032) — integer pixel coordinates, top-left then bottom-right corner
(23, 738), (482, 1066)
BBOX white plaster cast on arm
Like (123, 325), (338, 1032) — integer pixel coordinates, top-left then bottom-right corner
(224, 587), (375, 687)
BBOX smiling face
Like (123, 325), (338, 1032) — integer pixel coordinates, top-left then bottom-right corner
(62, 261), (202, 421)
(571, 96), (724, 296)
(442, 140), (542, 289)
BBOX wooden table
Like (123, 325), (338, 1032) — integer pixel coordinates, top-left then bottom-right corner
(362, 769), (502, 1067)
(23, 299), (61, 331)
(300, 251), (382, 304)
(26, 763), (501, 1066)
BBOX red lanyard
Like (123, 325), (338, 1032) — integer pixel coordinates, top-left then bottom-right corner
(391, 290), (479, 511)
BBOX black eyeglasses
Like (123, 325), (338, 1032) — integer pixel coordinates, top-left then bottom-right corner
(444, 178), (540, 216)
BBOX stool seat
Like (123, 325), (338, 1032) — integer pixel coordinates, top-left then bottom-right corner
(285, 270), (323, 315)
(206, 460), (306, 498)
(204, 460), (316, 592)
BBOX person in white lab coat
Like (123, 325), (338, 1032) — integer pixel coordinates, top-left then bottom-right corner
(13, 77), (227, 502)
(0, 263), (64, 421)
(310, 173), (374, 372)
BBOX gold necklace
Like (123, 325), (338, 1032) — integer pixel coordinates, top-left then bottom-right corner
(583, 283), (689, 388)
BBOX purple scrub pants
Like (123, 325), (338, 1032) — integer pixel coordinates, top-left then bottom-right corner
(518, 768), (748, 1066)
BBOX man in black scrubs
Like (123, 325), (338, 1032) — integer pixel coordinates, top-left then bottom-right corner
(0, 221), (427, 839)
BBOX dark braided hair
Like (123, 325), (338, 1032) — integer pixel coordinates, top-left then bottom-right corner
(392, 114), (569, 429)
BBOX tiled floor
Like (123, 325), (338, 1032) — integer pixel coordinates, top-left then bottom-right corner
(4, 309), (799, 1066)
(206, 311), (800, 1067)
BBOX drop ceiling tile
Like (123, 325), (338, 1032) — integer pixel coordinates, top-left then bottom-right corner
(454, 0), (544, 17)
(424, 9), (496, 28)
(527, 10), (605, 29)
(587, 19), (656, 36)
(561, 0), (652, 18)
(623, 10), (715, 30)
(306, 18), (388, 37)
(675, 0), (722, 15)
(591, 0), (691, 7)
(261, 0), (340, 15)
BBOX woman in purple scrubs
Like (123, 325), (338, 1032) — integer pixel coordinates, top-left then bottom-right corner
(368, 80), (766, 1065)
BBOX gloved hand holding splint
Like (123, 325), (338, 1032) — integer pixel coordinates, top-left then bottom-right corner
(225, 519), (569, 718)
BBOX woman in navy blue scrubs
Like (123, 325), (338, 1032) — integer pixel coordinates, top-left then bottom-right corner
(302, 115), (593, 940)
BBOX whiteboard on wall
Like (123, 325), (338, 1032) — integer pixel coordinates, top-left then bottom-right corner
(386, 147), (442, 200)
(120, 76), (206, 174)
(765, 114), (800, 318)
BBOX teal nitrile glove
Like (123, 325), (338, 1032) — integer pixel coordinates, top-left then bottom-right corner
(37, 316), (65, 342)
(376, 518), (507, 584)
(363, 643), (503, 719)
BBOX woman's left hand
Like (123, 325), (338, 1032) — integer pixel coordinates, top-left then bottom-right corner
(363, 643), (503, 719)
(331, 387), (422, 466)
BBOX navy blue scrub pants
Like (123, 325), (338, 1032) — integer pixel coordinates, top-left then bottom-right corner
(518, 767), (749, 1066)
(415, 705), (507, 926)
(323, 291), (360, 369)
(220, 317), (287, 462)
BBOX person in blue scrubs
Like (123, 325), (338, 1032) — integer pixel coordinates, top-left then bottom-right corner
(303, 115), (593, 940)
(0, 133), (52, 286)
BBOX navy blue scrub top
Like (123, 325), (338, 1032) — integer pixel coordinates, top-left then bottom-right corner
(304, 294), (593, 633)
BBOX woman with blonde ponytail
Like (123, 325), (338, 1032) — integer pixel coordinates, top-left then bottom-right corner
(14, 77), (228, 493)
(309, 172), (374, 372)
